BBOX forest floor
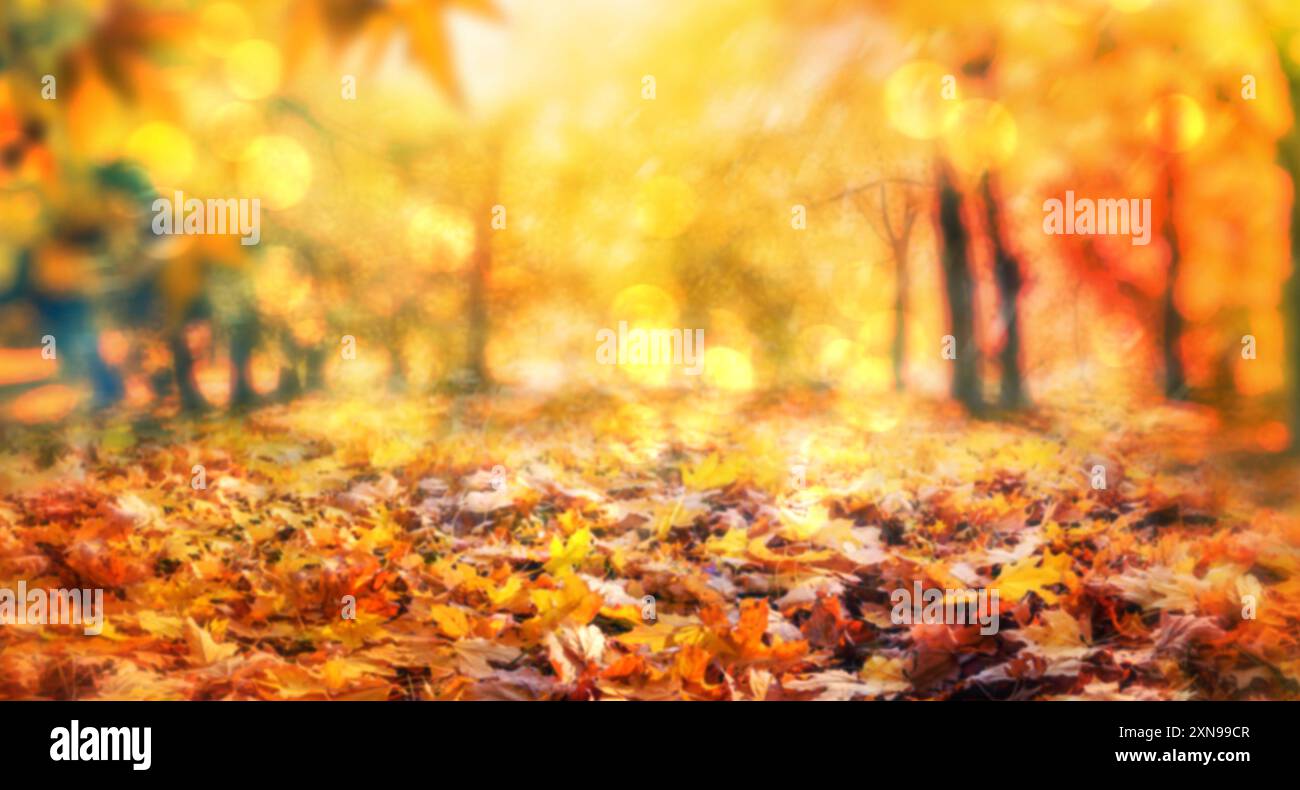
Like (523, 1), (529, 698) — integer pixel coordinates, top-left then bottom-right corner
(1, 388), (1298, 700)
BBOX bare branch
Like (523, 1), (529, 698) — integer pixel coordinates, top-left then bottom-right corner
(808, 177), (932, 208)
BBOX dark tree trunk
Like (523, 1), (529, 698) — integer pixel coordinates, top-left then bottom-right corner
(274, 336), (302, 401)
(304, 346), (325, 391)
(981, 173), (1027, 409)
(1281, 57), (1300, 451)
(934, 159), (982, 413)
(1287, 227), (1300, 451)
(1161, 166), (1187, 400)
(276, 365), (301, 401)
(169, 330), (208, 413)
(229, 313), (257, 411)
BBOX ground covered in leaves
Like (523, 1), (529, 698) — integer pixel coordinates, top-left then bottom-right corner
(1, 389), (1298, 700)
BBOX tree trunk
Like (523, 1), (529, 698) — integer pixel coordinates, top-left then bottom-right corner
(1287, 227), (1300, 451)
(1280, 56), (1300, 451)
(169, 330), (208, 413)
(891, 236), (909, 392)
(981, 173), (1027, 409)
(304, 346), (325, 391)
(934, 159), (982, 413)
(228, 312), (257, 410)
(1161, 165), (1187, 399)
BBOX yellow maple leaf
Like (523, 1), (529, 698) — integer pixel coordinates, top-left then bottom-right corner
(994, 550), (1078, 605)
(137, 611), (184, 639)
(487, 575), (525, 608)
(322, 657), (375, 691)
(544, 527), (593, 575)
(859, 655), (911, 694)
(1018, 608), (1088, 649)
(682, 453), (742, 490)
(524, 575), (603, 642)
(778, 501), (831, 542)
(430, 604), (472, 639)
(705, 527), (749, 558)
(185, 617), (238, 666)
(556, 509), (584, 536)
(615, 619), (683, 652)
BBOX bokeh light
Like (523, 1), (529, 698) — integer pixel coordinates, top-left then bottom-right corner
(225, 39), (283, 101)
(238, 134), (312, 209)
(885, 61), (954, 141)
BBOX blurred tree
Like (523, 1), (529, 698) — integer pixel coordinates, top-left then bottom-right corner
(865, 179), (922, 392)
(283, 0), (503, 391)
(1158, 159), (1187, 399)
(981, 172), (1026, 408)
(1278, 41), (1300, 447)
(934, 157), (982, 413)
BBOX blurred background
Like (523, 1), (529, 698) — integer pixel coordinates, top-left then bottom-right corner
(1, 0), (1300, 451)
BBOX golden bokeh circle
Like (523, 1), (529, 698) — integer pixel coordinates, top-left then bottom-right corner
(885, 61), (955, 141)
(225, 39), (283, 101)
(238, 135), (312, 209)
